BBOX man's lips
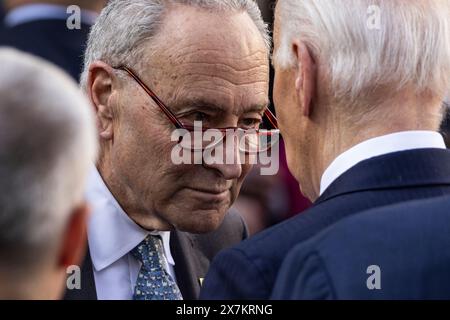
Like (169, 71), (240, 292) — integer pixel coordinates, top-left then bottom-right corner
(189, 187), (230, 194)
(186, 187), (231, 202)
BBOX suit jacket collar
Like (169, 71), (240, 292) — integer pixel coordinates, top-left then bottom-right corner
(170, 231), (209, 300)
(319, 131), (446, 195)
(317, 148), (450, 204)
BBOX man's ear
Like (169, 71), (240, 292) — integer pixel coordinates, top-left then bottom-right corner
(292, 41), (316, 117)
(58, 202), (90, 269)
(87, 61), (116, 141)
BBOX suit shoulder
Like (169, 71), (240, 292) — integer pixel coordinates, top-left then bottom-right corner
(210, 208), (248, 242)
(189, 209), (247, 262)
(287, 196), (450, 299)
(235, 207), (316, 253)
(272, 246), (335, 300)
(325, 195), (450, 241)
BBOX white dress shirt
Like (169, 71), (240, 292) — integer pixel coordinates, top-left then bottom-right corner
(4, 4), (98, 27)
(86, 169), (178, 300)
(320, 131), (446, 196)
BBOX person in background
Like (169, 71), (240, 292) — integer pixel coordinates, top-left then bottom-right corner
(0, 47), (97, 299)
(201, 0), (450, 300)
(0, 0), (107, 80)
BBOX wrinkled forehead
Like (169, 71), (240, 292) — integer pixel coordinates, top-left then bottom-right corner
(139, 5), (270, 113)
(154, 5), (269, 66)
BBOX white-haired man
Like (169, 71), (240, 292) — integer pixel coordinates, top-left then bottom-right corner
(64, 0), (276, 300)
(0, 48), (97, 299)
(201, 0), (450, 299)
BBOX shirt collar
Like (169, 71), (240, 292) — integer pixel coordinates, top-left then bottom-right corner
(86, 168), (175, 271)
(4, 4), (98, 27)
(320, 131), (446, 195)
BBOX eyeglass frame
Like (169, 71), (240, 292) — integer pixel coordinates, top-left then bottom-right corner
(112, 65), (280, 152)
(113, 65), (278, 128)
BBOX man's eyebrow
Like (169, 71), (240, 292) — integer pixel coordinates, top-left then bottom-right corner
(170, 98), (227, 113)
(236, 103), (270, 116)
(246, 103), (270, 113)
(170, 98), (269, 114)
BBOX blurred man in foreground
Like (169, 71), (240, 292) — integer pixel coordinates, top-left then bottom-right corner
(0, 47), (97, 299)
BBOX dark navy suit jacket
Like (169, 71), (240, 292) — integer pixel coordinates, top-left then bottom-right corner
(271, 195), (450, 299)
(200, 149), (450, 300)
(0, 18), (91, 80)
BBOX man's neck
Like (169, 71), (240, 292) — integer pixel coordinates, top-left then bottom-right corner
(308, 96), (442, 201)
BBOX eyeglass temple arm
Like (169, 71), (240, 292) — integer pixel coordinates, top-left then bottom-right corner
(117, 66), (184, 129)
(264, 108), (278, 129)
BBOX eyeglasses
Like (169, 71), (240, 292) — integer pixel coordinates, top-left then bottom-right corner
(113, 65), (280, 154)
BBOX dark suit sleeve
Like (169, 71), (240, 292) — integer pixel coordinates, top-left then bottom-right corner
(271, 244), (336, 300)
(200, 247), (269, 300)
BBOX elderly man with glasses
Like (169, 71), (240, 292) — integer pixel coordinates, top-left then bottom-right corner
(64, 0), (277, 300)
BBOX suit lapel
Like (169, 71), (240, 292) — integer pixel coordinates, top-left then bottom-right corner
(170, 230), (209, 300)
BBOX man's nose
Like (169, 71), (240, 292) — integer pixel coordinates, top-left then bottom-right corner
(203, 135), (243, 180)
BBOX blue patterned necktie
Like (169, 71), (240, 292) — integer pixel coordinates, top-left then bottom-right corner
(131, 235), (183, 300)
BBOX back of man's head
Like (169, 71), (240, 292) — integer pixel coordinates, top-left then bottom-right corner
(272, 0), (450, 201)
(0, 47), (97, 299)
(275, 0), (450, 117)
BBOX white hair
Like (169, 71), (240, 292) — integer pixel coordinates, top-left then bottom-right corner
(0, 48), (98, 269)
(275, 0), (450, 106)
(80, 0), (270, 90)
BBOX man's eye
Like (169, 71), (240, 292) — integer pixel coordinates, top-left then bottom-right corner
(241, 118), (262, 129)
(186, 111), (208, 122)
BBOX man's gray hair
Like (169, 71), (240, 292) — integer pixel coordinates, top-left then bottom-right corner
(80, 0), (270, 90)
(0, 48), (97, 270)
(275, 0), (450, 106)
